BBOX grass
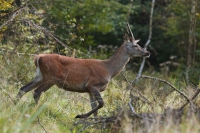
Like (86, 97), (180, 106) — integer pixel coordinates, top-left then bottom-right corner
(0, 79), (130, 133)
(1, 54), (200, 133)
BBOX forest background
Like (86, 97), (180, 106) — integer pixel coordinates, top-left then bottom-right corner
(1, 0), (200, 84)
(0, 0), (200, 132)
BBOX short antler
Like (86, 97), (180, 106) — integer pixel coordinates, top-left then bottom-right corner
(127, 22), (135, 42)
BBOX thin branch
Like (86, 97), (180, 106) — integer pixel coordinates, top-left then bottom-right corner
(128, 99), (138, 115)
(75, 117), (116, 133)
(37, 116), (48, 133)
(135, 75), (192, 105)
(23, 20), (70, 49)
(19, 19), (91, 58)
(179, 88), (200, 110)
(137, 0), (155, 78)
(0, 87), (16, 104)
(128, 99), (158, 123)
(121, 73), (152, 104)
(0, 4), (27, 30)
(0, 48), (35, 56)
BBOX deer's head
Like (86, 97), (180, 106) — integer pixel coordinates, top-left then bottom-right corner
(124, 23), (150, 58)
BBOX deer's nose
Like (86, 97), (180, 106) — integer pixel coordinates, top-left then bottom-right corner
(144, 51), (151, 58)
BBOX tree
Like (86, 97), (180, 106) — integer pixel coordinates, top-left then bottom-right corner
(0, 0), (135, 58)
(186, 0), (197, 84)
(164, 0), (200, 85)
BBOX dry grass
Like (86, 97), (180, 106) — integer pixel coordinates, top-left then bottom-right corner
(0, 53), (200, 133)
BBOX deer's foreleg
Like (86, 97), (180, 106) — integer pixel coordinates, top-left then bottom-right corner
(89, 93), (98, 117)
(75, 88), (104, 118)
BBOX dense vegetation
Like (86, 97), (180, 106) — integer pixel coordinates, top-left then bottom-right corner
(0, 0), (200, 132)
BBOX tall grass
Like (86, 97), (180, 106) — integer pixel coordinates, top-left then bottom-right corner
(1, 53), (200, 133)
(0, 53), (129, 132)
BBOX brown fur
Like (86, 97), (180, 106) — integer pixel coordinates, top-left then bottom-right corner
(37, 54), (110, 93)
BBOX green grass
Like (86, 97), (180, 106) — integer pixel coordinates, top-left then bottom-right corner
(0, 79), (129, 133)
(1, 54), (200, 133)
(0, 63), (130, 133)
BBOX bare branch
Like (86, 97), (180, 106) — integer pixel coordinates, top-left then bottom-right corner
(121, 72), (151, 104)
(0, 87), (16, 104)
(23, 20), (70, 50)
(0, 48), (35, 56)
(137, 0), (155, 78)
(37, 117), (48, 133)
(0, 4), (27, 30)
(18, 19), (91, 58)
(74, 117), (116, 133)
(128, 100), (159, 123)
(180, 88), (200, 110)
(135, 75), (192, 105)
(128, 99), (137, 115)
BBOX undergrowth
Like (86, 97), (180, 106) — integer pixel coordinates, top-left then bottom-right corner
(0, 54), (200, 133)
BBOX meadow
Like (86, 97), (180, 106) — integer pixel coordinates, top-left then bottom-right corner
(1, 0), (200, 132)
(1, 52), (200, 133)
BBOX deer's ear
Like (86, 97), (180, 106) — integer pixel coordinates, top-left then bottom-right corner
(123, 32), (130, 42)
(135, 39), (140, 43)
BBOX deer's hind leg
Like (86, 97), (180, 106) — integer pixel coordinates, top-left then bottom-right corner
(33, 82), (55, 103)
(16, 78), (42, 100)
(16, 65), (43, 99)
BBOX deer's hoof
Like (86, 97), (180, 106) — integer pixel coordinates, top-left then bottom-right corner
(75, 114), (87, 118)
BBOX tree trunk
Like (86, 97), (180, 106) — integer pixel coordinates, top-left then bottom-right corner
(186, 0), (197, 84)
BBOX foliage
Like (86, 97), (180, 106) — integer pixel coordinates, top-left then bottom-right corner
(0, 0), (13, 11)
(0, 0), (133, 55)
(164, 0), (200, 85)
(0, 0), (200, 132)
(36, 0), (132, 51)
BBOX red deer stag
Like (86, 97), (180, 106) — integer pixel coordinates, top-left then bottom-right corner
(16, 23), (150, 118)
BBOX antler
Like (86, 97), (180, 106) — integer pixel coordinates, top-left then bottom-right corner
(127, 22), (135, 42)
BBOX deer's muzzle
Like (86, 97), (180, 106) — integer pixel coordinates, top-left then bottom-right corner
(144, 51), (151, 58)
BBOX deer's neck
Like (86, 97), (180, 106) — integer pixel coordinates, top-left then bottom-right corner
(103, 44), (130, 78)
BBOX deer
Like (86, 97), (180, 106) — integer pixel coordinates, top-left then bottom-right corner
(16, 23), (150, 118)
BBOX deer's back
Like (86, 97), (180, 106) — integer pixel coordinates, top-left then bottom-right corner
(35, 54), (111, 92)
